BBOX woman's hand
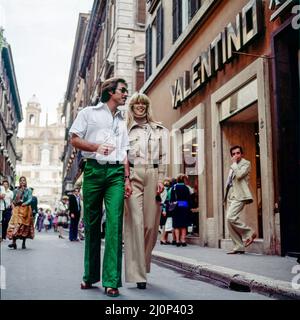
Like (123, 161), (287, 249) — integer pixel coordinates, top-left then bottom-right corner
(124, 179), (132, 199)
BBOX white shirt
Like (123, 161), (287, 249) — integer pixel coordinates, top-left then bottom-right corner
(0, 186), (14, 210)
(69, 102), (130, 162)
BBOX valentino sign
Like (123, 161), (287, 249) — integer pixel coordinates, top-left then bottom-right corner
(171, 0), (263, 109)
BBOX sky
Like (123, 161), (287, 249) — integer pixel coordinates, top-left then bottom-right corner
(0, 0), (94, 136)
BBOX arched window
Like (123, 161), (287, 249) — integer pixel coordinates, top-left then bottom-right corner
(29, 114), (35, 125)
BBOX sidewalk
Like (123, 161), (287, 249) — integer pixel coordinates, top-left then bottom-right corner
(152, 241), (300, 300)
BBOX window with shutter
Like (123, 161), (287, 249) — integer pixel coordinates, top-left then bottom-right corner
(173, 0), (182, 43)
(145, 26), (152, 79)
(156, 5), (164, 65)
(137, 0), (146, 25)
(189, 0), (201, 21)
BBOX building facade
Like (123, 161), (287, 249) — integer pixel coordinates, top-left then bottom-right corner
(62, 0), (146, 192)
(0, 31), (23, 187)
(142, 0), (299, 255)
(17, 95), (65, 209)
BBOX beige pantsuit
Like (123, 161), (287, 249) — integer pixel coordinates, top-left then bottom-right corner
(225, 158), (254, 252)
(124, 166), (161, 282)
(124, 121), (168, 283)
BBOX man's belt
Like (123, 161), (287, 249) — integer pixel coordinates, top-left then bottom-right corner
(87, 159), (121, 165)
(129, 163), (158, 168)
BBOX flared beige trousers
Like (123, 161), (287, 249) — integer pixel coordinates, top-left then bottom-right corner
(124, 166), (161, 283)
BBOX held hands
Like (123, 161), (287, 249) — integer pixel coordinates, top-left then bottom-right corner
(97, 143), (115, 156)
(124, 179), (133, 199)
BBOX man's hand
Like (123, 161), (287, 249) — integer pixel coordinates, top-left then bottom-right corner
(97, 143), (115, 156)
(124, 179), (132, 199)
(231, 155), (238, 163)
(156, 182), (164, 194)
(70, 213), (75, 219)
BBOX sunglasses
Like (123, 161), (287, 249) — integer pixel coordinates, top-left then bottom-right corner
(116, 87), (128, 94)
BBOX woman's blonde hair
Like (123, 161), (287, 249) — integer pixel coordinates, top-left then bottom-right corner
(176, 173), (186, 183)
(126, 92), (157, 128)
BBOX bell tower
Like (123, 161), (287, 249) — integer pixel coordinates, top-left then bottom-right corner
(26, 94), (41, 128)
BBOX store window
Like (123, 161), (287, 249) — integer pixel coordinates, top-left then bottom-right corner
(181, 121), (199, 235)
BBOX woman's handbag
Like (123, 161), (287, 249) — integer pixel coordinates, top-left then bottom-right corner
(168, 202), (177, 212)
(62, 215), (68, 228)
(168, 185), (178, 212)
(164, 217), (173, 232)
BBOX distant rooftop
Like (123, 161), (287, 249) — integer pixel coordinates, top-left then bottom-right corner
(28, 94), (40, 105)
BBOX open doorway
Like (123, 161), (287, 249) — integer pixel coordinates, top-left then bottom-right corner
(221, 102), (263, 240)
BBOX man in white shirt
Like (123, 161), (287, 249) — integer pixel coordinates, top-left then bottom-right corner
(70, 77), (132, 298)
(0, 179), (14, 240)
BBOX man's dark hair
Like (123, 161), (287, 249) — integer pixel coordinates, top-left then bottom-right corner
(101, 77), (127, 102)
(230, 145), (243, 156)
(2, 179), (9, 184)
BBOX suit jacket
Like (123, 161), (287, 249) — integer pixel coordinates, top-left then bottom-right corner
(227, 158), (253, 203)
(30, 196), (38, 216)
(68, 194), (81, 220)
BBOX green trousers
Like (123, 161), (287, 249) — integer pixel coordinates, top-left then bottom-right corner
(82, 159), (124, 288)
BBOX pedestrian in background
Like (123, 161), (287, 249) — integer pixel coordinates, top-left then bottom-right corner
(225, 145), (257, 254)
(30, 188), (38, 222)
(160, 177), (176, 245)
(7, 176), (34, 249)
(170, 174), (192, 247)
(70, 77), (132, 297)
(36, 208), (45, 232)
(57, 196), (69, 239)
(68, 187), (81, 241)
(52, 208), (58, 232)
(124, 92), (168, 290)
(0, 179), (14, 241)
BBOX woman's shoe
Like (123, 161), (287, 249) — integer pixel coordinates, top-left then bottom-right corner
(160, 241), (170, 245)
(8, 243), (17, 249)
(181, 242), (187, 247)
(172, 240), (177, 245)
(104, 287), (119, 297)
(176, 242), (181, 247)
(137, 282), (147, 289)
(22, 243), (26, 249)
(58, 235), (65, 239)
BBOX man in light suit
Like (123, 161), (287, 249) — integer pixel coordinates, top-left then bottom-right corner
(224, 145), (257, 254)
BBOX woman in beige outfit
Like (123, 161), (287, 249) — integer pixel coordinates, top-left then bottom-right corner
(124, 93), (168, 289)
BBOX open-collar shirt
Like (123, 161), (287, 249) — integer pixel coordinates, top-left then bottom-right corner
(69, 102), (130, 162)
(0, 186), (13, 210)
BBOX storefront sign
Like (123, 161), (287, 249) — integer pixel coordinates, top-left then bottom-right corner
(269, 0), (293, 21)
(171, 0), (263, 109)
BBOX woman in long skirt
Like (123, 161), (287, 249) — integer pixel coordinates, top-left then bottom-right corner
(7, 176), (34, 249)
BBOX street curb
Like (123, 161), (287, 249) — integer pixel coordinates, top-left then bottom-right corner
(152, 250), (300, 300)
